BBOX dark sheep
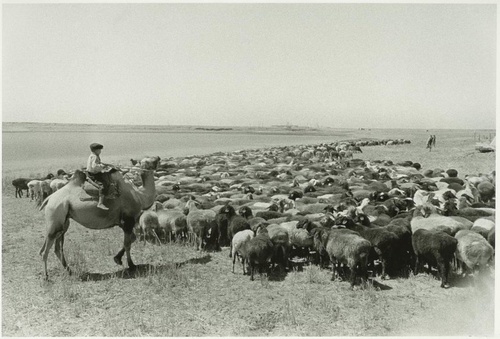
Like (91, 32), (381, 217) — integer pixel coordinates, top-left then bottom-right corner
(384, 221), (413, 276)
(412, 229), (458, 288)
(248, 217), (269, 232)
(12, 178), (31, 198)
(255, 210), (285, 220)
(266, 224), (291, 272)
(239, 205), (269, 231)
(243, 186), (256, 194)
(219, 204), (251, 257)
(440, 177), (465, 186)
(324, 228), (372, 289)
(446, 169), (458, 178)
(238, 206), (253, 219)
(304, 185), (316, 193)
(338, 215), (399, 279)
(199, 220), (220, 251)
(155, 194), (171, 203)
(238, 227), (274, 281)
(215, 213), (231, 247)
(310, 226), (331, 268)
(477, 181), (495, 203)
(288, 190), (304, 201)
(323, 177), (335, 186)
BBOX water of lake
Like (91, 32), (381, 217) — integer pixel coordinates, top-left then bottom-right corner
(2, 130), (345, 173)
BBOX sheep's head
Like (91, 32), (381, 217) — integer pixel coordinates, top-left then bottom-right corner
(323, 205), (336, 214)
(355, 213), (371, 226)
(220, 203), (235, 216)
(255, 225), (268, 235)
(442, 191), (456, 201)
(288, 190), (303, 201)
(441, 199), (458, 216)
(320, 212), (336, 227)
(324, 177), (335, 186)
(243, 186), (255, 194)
(334, 215), (354, 228)
(267, 203), (279, 212)
(418, 204), (437, 218)
(304, 185), (316, 193)
(238, 206), (253, 218)
(457, 196), (472, 209)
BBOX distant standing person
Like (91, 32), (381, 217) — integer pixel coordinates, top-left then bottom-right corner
(426, 134), (433, 151)
(432, 135), (436, 147)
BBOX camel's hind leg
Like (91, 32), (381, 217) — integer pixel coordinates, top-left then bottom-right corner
(40, 229), (66, 280)
(54, 219), (70, 273)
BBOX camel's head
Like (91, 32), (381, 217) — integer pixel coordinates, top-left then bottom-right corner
(140, 156), (160, 171)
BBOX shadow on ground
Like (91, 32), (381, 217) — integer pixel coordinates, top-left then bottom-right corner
(367, 278), (393, 291)
(79, 254), (212, 282)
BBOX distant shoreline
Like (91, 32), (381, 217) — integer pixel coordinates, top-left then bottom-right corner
(2, 122), (495, 134)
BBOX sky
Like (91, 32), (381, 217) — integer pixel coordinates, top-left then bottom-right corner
(2, 3), (497, 129)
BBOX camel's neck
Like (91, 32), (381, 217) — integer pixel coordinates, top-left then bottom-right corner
(136, 170), (156, 209)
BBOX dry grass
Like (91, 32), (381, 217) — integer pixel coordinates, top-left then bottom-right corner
(2, 128), (495, 336)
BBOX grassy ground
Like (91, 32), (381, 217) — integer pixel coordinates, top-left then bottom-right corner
(2, 194), (495, 336)
(2, 128), (496, 336)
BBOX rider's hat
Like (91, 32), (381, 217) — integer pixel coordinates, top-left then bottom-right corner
(90, 143), (104, 152)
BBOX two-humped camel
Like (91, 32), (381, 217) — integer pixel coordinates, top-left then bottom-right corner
(39, 158), (159, 280)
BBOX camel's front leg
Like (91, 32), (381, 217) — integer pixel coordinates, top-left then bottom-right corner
(114, 217), (137, 270)
(114, 248), (124, 266)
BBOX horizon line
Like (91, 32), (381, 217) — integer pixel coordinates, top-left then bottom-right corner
(2, 121), (496, 131)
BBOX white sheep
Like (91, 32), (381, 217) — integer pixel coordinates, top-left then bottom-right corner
(455, 230), (494, 277)
(184, 199), (216, 248)
(137, 205), (161, 244)
(27, 180), (42, 201)
(231, 229), (255, 273)
(157, 209), (188, 242)
(411, 204), (473, 235)
(50, 178), (68, 192)
(28, 179), (52, 204)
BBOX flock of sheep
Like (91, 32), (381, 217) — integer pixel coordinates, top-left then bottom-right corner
(129, 139), (495, 289)
(12, 169), (69, 202)
(12, 137), (495, 289)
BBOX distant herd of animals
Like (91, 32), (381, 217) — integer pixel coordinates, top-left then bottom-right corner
(11, 138), (495, 289)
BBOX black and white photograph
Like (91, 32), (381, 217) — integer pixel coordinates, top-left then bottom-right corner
(2, 1), (497, 336)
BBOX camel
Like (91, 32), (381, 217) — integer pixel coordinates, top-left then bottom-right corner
(38, 158), (159, 280)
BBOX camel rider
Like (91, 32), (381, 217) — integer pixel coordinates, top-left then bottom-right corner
(87, 143), (112, 210)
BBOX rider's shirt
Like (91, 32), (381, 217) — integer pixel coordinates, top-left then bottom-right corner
(86, 152), (105, 174)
